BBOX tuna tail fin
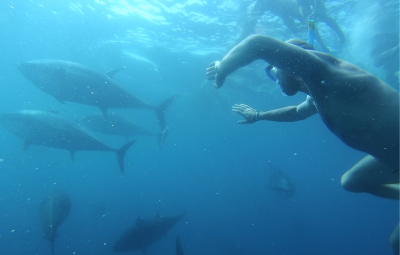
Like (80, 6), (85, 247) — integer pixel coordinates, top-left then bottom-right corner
(116, 141), (136, 175)
(156, 126), (169, 150)
(154, 95), (179, 129)
(176, 235), (185, 255)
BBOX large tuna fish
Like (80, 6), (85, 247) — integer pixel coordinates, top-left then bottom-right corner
(0, 110), (134, 174)
(17, 59), (178, 129)
(113, 211), (186, 254)
(39, 190), (71, 255)
(79, 112), (168, 148)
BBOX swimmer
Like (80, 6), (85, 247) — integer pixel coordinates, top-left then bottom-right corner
(297, 0), (346, 52)
(206, 35), (399, 198)
(207, 34), (399, 252)
(206, 34), (399, 253)
(237, 0), (305, 43)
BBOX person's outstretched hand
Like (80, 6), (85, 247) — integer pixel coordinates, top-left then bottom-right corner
(206, 61), (225, 88)
(232, 104), (258, 124)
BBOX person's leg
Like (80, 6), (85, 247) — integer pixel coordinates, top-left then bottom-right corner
(237, 0), (268, 43)
(341, 155), (399, 200)
(314, 28), (331, 52)
(318, 13), (346, 44)
(280, 14), (301, 34)
(390, 224), (399, 255)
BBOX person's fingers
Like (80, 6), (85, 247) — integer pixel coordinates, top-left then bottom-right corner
(213, 83), (221, 89)
(206, 70), (216, 77)
(238, 104), (250, 109)
(206, 66), (215, 73)
(232, 104), (243, 110)
(238, 120), (251, 124)
(233, 104), (246, 110)
(207, 62), (216, 68)
(234, 104), (249, 111)
(232, 108), (243, 115)
(232, 106), (245, 113)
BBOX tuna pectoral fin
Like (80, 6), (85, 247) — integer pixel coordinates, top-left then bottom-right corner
(157, 126), (169, 150)
(23, 140), (31, 150)
(116, 141), (136, 175)
(106, 67), (125, 78)
(54, 96), (65, 104)
(154, 95), (179, 129)
(50, 240), (55, 255)
(176, 235), (185, 255)
(69, 150), (75, 162)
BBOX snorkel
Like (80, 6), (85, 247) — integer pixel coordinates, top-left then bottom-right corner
(308, 19), (315, 46)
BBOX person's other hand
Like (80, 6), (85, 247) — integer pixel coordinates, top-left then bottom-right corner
(232, 104), (258, 124)
(206, 61), (225, 88)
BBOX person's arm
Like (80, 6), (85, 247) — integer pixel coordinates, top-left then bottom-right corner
(206, 35), (327, 88)
(372, 45), (399, 67)
(232, 96), (318, 124)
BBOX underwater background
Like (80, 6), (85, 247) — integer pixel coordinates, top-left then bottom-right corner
(0, 0), (398, 254)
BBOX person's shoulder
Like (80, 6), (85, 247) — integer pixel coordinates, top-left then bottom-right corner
(306, 95), (315, 104)
(311, 51), (338, 64)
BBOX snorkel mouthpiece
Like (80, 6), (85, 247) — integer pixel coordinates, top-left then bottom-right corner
(265, 64), (277, 82)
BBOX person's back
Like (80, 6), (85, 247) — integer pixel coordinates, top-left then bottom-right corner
(304, 52), (399, 168)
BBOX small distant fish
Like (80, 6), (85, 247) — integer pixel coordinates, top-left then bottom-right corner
(113, 211), (186, 254)
(267, 161), (295, 198)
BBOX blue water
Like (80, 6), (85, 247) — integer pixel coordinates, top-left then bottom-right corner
(0, 1), (398, 255)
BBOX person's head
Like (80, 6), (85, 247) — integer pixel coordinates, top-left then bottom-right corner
(266, 39), (314, 96)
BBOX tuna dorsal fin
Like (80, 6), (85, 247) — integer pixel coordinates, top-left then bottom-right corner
(106, 67), (125, 78)
(23, 140), (31, 150)
(69, 151), (75, 162)
(135, 217), (143, 226)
